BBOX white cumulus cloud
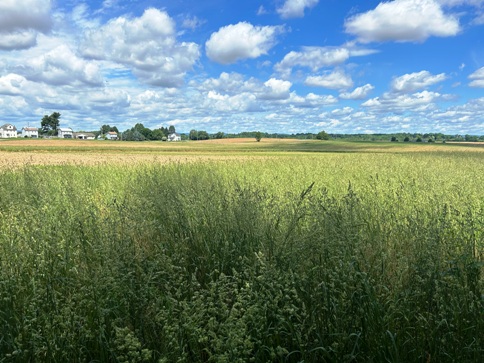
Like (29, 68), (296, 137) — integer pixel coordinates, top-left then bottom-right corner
(339, 84), (374, 99)
(437, 0), (484, 6)
(0, 0), (52, 33)
(305, 70), (353, 90)
(20, 45), (103, 86)
(277, 0), (319, 19)
(260, 78), (292, 100)
(345, 0), (460, 43)
(88, 88), (131, 111)
(391, 71), (447, 92)
(0, 74), (30, 95)
(199, 72), (259, 94)
(81, 8), (200, 87)
(205, 22), (283, 64)
(469, 67), (484, 87)
(275, 47), (350, 76)
(206, 91), (260, 112)
(0, 31), (37, 50)
(0, 0), (52, 50)
(362, 90), (447, 112)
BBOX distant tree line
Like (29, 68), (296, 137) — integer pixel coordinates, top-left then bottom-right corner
(35, 113), (484, 142)
(217, 131), (484, 142)
(350, 132), (484, 143)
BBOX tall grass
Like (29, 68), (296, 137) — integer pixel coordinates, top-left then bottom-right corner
(0, 152), (482, 362)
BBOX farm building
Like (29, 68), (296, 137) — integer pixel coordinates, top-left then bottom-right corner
(0, 124), (17, 138)
(73, 132), (96, 140)
(168, 132), (181, 141)
(21, 127), (39, 138)
(99, 131), (118, 140)
(58, 127), (73, 138)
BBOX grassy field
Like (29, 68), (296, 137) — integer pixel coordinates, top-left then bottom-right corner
(0, 138), (482, 362)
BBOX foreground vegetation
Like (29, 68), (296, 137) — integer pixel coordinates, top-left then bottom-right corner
(0, 143), (483, 362)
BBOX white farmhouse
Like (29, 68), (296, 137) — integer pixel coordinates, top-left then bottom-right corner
(0, 124), (17, 138)
(21, 127), (39, 138)
(73, 132), (96, 140)
(168, 132), (181, 141)
(58, 127), (73, 138)
(106, 131), (118, 140)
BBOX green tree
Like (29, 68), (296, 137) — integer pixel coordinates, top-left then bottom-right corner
(404, 136), (410, 142)
(465, 134), (478, 142)
(255, 131), (262, 142)
(189, 129), (198, 140)
(151, 129), (165, 140)
(100, 124), (111, 135)
(99, 125), (119, 137)
(168, 125), (176, 134)
(133, 123), (152, 139)
(198, 130), (210, 140)
(157, 127), (168, 137)
(214, 132), (225, 139)
(316, 130), (329, 140)
(122, 130), (145, 141)
(41, 112), (61, 135)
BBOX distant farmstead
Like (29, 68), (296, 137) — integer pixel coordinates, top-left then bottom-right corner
(58, 127), (73, 138)
(106, 131), (118, 140)
(168, 132), (181, 141)
(22, 127), (39, 138)
(0, 124), (17, 138)
(73, 132), (96, 140)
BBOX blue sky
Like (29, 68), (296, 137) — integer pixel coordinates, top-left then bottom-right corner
(0, 0), (483, 134)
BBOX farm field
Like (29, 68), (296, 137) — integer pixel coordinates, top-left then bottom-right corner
(0, 138), (483, 362)
(0, 138), (483, 166)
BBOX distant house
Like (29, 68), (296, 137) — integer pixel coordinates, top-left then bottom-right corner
(58, 127), (73, 138)
(0, 124), (17, 138)
(168, 132), (181, 141)
(21, 127), (39, 138)
(73, 132), (95, 140)
(105, 131), (118, 140)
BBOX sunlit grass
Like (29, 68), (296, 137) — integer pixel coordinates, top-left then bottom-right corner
(0, 142), (482, 362)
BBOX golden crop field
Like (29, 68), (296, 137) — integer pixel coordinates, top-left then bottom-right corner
(0, 137), (482, 167)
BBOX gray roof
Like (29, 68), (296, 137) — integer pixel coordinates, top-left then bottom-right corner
(0, 124), (16, 130)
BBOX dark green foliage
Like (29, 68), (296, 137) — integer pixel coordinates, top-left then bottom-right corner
(465, 134), (479, 142)
(189, 130), (210, 140)
(198, 130), (210, 140)
(189, 129), (198, 140)
(316, 130), (330, 140)
(150, 129), (165, 140)
(100, 124), (119, 134)
(122, 129), (146, 141)
(0, 162), (482, 362)
(121, 125), (175, 141)
(40, 112), (61, 135)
